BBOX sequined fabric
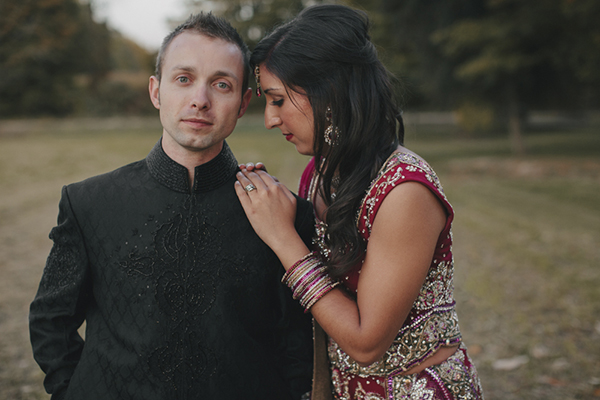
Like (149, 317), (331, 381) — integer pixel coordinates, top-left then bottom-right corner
(299, 152), (484, 400)
(391, 344), (483, 400)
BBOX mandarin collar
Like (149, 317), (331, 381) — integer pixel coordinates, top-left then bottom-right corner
(146, 139), (238, 194)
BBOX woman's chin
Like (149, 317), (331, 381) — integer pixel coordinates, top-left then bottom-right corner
(295, 145), (314, 156)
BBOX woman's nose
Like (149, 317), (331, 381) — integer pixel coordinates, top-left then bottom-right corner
(264, 108), (281, 129)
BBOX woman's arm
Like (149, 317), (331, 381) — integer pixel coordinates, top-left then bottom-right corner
(235, 170), (446, 366)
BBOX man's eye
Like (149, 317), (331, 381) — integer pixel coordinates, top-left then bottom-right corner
(217, 82), (230, 89)
(177, 76), (189, 83)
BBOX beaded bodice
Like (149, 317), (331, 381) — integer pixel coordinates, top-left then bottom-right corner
(301, 151), (462, 397)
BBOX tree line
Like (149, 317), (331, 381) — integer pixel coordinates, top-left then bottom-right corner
(1, 0), (598, 149)
(0, 0), (156, 118)
(193, 0), (599, 152)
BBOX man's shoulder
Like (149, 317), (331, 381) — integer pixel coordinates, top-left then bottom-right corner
(293, 194), (315, 243)
(294, 194), (312, 214)
(66, 159), (147, 194)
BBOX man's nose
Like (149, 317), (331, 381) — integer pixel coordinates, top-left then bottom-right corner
(191, 85), (210, 110)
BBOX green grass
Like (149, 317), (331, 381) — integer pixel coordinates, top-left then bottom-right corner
(0, 116), (599, 399)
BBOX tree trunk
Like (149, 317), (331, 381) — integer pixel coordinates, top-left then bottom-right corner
(507, 82), (525, 155)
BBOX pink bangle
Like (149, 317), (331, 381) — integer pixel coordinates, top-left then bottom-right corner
(282, 251), (317, 284)
(282, 252), (339, 312)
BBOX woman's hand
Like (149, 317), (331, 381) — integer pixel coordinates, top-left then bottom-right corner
(234, 169), (299, 254)
(238, 162), (267, 173)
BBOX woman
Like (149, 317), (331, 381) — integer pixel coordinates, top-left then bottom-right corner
(235, 5), (484, 400)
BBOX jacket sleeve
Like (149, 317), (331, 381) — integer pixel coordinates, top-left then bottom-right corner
(29, 185), (91, 399)
(277, 195), (316, 399)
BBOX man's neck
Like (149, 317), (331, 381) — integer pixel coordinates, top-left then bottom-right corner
(161, 136), (225, 189)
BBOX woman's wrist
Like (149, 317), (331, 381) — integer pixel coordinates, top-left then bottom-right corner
(281, 250), (339, 312)
(270, 235), (312, 271)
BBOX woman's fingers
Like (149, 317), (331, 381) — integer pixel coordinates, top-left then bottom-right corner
(234, 180), (252, 207)
(239, 162), (267, 172)
(236, 170), (268, 194)
(236, 170), (295, 209)
(234, 169), (298, 251)
(237, 168), (282, 192)
(254, 170), (294, 200)
(235, 169), (295, 207)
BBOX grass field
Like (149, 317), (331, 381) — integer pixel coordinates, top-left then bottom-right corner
(0, 115), (599, 399)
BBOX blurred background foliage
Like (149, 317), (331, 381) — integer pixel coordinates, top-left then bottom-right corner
(1, 3), (599, 398)
(1, 0), (599, 150)
(0, 0), (156, 118)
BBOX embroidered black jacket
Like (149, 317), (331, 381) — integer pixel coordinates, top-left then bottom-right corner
(29, 140), (314, 400)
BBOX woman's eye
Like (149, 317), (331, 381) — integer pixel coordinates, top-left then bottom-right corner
(177, 76), (189, 83)
(271, 99), (284, 107)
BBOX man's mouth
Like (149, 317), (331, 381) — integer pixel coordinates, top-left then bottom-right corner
(183, 118), (212, 128)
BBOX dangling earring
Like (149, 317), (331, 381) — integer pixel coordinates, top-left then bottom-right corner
(324, 106), (340, 146)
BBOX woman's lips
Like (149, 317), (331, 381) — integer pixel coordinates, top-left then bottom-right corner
(283, 133), (293, 141)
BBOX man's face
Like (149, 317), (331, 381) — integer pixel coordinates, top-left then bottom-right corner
(149, 32), (251, 163)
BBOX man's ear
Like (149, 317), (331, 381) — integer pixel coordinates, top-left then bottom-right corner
(149, 76), (161, 109)
(237, 87), (253, 118)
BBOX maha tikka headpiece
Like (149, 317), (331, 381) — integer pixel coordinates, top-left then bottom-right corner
(254, 65), (262, 97)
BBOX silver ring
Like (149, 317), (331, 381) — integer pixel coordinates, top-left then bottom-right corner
(244, 184), (257, 193)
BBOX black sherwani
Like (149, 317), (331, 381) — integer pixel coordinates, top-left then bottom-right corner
(29, 140), (314, 400)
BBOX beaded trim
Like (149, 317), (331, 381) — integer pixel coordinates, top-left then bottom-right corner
(328, 305), (461, 377)
(358, 151), (449, 235)
(303, 151), (468, 399)
(390, 343), (484, 400)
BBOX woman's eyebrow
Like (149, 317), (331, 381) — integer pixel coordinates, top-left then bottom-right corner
(264, 87), (283, 94)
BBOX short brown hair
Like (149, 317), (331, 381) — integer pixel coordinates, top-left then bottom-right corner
(155, 13), (250, 94)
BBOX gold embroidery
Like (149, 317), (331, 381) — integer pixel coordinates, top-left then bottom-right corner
(308, 153), (481, 399)
(359, 151), (449, 235)
(393, 376), (436, 400)
(328, 307), (461, 377)
(354, 381), (386, 400)
(391, 344), (485, 400)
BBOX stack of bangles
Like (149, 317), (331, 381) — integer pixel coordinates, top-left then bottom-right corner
(282, 251), (340, 312)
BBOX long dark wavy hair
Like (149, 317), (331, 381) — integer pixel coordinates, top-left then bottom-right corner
(251, 4), (404, 277)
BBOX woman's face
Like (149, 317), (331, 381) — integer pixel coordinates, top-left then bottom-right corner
(258, 65), (315, 156)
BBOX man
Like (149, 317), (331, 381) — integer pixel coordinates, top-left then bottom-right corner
(29, 13), (314, 400)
